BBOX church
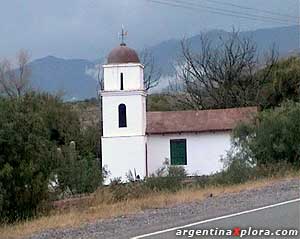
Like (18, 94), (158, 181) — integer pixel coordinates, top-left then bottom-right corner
(100, 42), (257, 183)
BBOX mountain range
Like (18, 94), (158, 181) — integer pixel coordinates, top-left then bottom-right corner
(28, 25), (299, 100)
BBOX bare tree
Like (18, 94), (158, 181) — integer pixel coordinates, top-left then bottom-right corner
(96, 63), (104, 97)
(140, 49), (161, 91)
(0, 50), (31, 98)
(172, 30), (278, 110)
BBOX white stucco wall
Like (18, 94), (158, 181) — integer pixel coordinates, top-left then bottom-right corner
(102, 92), (146, 137)
(103, 63), (144, 91)
(102, 136), (147, 183)
(147, 131), (231, 176)
(101, 62), (147, 184)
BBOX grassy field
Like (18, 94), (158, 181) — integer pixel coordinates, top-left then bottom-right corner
(1, 172), (299, 239)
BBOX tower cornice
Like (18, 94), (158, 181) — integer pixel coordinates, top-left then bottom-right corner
(100, 90), (146, 97)
(103, 63), (144, 68)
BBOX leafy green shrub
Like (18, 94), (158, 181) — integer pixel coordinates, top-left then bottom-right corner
(254, 102), (300, 167)
(142, 161), (186, 193)
(107, 162), (187, 202)
(209, 102), (300, 186)
(144, 162), (187, 192)
(217, 158), (255, 185)
(0, 92), (102, 222)
(233, 101), (300, 168)
(0, 94), (58, 222)
(56, 145), (102, 195)
(258, 56), (300, 109)
(216, 101), (300, 186)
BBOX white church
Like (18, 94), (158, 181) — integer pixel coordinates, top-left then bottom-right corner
(101, 42), (257, 183)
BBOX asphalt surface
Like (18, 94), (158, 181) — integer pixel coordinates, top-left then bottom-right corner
(133, 200), (300, 239)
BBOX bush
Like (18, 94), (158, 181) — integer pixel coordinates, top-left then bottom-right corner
(0, 92), (102, 222)
(0, 94), (58, 222)
(254, 102), (300, 167)
(219, 101), (300, 185)
(56, 145), (102, 195)
(258, 56), (300, 109)
(108, 181), (149, 202)
(217, 157), (255, 185)
(144, 165), (186, 192)
(107, 162), (187, 202)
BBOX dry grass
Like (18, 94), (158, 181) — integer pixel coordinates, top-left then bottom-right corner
(1, 173), (299, 239)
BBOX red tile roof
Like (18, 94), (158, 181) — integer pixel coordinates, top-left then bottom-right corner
(146, 107), (257, 135)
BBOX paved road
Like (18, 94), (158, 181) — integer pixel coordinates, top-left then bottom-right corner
(133, 200), (300, 239)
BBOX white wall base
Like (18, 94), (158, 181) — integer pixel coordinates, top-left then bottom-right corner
(102, 136), (146, 184)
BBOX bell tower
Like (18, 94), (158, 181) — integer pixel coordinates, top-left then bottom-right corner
(101, 42), (147, 183)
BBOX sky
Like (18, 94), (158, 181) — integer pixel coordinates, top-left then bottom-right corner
(0, 0), (298, 60)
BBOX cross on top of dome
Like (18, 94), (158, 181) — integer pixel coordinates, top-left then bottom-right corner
(106, 27), (140, 64)
(119, 26), (128, 46)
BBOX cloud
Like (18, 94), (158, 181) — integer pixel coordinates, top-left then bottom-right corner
(85, 64), (102, 82)
(0, 0), (297, 60)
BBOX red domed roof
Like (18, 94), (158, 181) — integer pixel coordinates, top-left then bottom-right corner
(107, 44), (140, 64)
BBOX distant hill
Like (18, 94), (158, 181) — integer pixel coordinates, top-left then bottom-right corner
(28, 25), (299, 100)
(149, 25), (299, 76)
(29, 56), (99, 101)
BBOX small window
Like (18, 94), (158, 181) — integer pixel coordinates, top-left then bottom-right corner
(118, 104), (127, 128)
(120, 73), (124, 90)
(170, 139), (187, 165)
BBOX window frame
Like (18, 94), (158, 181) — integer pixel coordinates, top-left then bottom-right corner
(170, 139), (187, 166)
(120, 73), (124, 90)
(118, 103), (127, 128)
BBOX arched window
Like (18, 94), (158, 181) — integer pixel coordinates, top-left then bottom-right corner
(120, 73), (124, 90)
(118, 104), (127, 128)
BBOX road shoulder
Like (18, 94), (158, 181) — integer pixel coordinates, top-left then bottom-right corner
(28, 178), (300, 239)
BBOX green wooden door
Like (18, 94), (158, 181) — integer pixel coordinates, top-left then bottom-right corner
(170, 139), (187, 165)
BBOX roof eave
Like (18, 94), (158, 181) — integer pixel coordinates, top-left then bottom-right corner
(146, 128), (233, 135)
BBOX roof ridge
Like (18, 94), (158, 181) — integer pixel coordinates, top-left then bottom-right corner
(147, 106), (258, 114)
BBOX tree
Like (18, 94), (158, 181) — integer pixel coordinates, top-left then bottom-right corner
(0, 50), (31, 98)
(147, 93), (188, 111)
(173, 30), (277, 110)
(0, 94), (58, 221)
(257, 56), (300, 109)
(0, 92), (102, 222)
(231, 101), (300, 168)
(56, 144), (101, 195)
(140, 49), (161, 91)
